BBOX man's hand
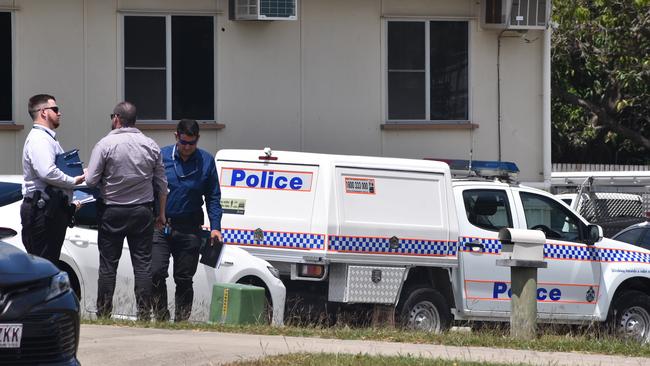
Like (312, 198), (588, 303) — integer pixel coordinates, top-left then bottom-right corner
(155, 214), (166, 230)
(73, 174), (85, 185)
(210, 230), (223, 246)
(72, 200), (81, 212)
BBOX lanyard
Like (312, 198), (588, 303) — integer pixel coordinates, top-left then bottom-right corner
(33, 125), (56, 140)
(172, 145), (199, 179)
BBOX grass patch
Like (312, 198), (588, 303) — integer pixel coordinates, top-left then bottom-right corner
(223, 353), (522, 366)
(83, 318), (650, 358)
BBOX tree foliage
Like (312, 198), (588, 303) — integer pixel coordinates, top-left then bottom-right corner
(552, 0), (650, 163)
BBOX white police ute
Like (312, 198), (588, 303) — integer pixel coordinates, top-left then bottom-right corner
(215, 149), (650, 342)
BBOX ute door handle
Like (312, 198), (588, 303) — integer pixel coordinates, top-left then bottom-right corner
(466, 241), (484, 252)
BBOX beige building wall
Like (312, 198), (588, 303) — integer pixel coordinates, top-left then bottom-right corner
(2, 0), (546, 182)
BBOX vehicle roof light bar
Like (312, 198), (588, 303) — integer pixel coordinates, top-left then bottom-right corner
(427, 159), (520, 180)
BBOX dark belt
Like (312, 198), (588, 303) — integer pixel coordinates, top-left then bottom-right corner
(105, 202), (153, 208)
(169, 214), (202, 228)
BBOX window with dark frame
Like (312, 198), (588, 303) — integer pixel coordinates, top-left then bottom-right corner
(0, 12), (12, 122)
(124, 15), (214, 121)
(387, 20), (468, 122)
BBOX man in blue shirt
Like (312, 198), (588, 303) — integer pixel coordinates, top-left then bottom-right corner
(152, 119), (223, 322)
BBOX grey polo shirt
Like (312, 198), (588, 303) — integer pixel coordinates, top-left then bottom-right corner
(86, 127), (167, 205)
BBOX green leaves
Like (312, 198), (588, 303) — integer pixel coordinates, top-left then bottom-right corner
(552, 0), (650, 163)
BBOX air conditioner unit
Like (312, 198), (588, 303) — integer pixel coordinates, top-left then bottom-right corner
(481, 0), (550, 30)
(229, 0), (297, 21)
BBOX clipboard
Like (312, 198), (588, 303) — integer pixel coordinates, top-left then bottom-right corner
(56, 149), (84, 177)
(199, 230), (223, 268)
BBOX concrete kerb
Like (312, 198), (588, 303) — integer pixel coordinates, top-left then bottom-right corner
(78, 324), (650, 366)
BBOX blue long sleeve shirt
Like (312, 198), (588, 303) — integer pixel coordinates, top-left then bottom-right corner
(161, 144), (222, 231)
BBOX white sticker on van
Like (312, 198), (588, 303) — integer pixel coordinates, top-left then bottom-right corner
(344, 177), (376, 194)
(221, 198), (246, 215)
(221, 168), (313, 191)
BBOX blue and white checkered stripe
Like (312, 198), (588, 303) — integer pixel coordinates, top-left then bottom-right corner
(329, 236), (457, 256)
(543, 243), (597, 261)
(459, 237), (502, 254)
(544, 243), (650, 263)
(223, 229), (325, 250)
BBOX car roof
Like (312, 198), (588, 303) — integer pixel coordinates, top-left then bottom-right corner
(613, 221), (650, 237)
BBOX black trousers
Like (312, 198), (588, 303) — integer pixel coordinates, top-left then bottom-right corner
(151, 225), (202, 322)
(96, 204), (154, 321)
(20, 199), (70, 265)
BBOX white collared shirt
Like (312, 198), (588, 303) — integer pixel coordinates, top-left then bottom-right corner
(22, 124), (76, 200)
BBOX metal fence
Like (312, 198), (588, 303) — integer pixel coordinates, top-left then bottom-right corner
(553, 163), (650, 172)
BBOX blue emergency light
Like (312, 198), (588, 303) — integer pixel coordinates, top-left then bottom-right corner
(427, 159), (520, 180)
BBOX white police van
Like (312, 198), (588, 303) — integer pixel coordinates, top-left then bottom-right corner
(216, 149), (650, 341)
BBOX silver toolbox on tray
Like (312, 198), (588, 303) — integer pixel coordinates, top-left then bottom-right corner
(328, 264), (407, 304)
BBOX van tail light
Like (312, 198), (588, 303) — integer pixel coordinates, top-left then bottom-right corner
(298, 264), (324, 278)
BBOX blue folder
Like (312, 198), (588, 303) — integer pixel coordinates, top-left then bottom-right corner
(55, 149), (84, 177)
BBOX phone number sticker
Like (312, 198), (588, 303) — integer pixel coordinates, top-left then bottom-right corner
(345, 177), (376, 194)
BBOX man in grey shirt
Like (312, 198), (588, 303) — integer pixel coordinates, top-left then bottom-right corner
(86, 101), (168, 321)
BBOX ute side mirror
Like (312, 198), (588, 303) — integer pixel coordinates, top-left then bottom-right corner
(0, 227), (17, 240)
(585, 224), (603, 245)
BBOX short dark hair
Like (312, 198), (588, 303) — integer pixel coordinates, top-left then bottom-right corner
(176, 119), (200, 137)
(113, 101), (137, 127)
(28, 94), (55, 119)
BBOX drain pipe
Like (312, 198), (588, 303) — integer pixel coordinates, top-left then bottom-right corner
(542, 25), (553, 191)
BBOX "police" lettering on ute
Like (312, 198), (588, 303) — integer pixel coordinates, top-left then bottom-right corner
(493, 282), (562, 301)
(221, 168), (313, 191)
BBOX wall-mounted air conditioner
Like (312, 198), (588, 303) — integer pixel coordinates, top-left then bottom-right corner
(229, 0), (297, 21)
(481, 0), (550, 30)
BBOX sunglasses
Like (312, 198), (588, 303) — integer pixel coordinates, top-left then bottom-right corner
(177, 138), (198, 146)
(110, 113), (119, 119)
(43, 106), (60, 113)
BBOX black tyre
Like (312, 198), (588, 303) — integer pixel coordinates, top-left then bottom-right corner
(397, 287), (451, 333)
(610, 290), (650, 343)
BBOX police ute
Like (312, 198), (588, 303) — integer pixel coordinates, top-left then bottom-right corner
(215, 148), (650, 342)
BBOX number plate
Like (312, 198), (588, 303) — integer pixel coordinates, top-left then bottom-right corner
(0, 324), (22, 348)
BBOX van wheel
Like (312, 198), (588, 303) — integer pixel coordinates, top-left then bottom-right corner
(398, 288), (451, 333)
(610, 291), (650, 343)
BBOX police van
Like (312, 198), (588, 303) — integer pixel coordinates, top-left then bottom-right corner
(216, 149), (650, 341)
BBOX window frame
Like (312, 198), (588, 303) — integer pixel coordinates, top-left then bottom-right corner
(382, 17), (472, 125)
(519, 191), (585, 242)
(118, 12), (217, 123)
(0, 10), (14, 124)
(462, 188), (513, 232)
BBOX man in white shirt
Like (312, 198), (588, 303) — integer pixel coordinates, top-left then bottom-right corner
(21, 94), (85, 265)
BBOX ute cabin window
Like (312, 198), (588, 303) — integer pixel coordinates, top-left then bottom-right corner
(123, 15), (214, 121)
(520, 192), (581, 242)
(463, 190), (512, 231)
(387, 20), (468, 122)
(0, 12), (12, 122)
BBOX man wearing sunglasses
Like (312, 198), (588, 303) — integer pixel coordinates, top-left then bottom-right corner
(85, 101), (168, 321)
(151, 119), (222, 322)
(21, 94), (85, 264)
